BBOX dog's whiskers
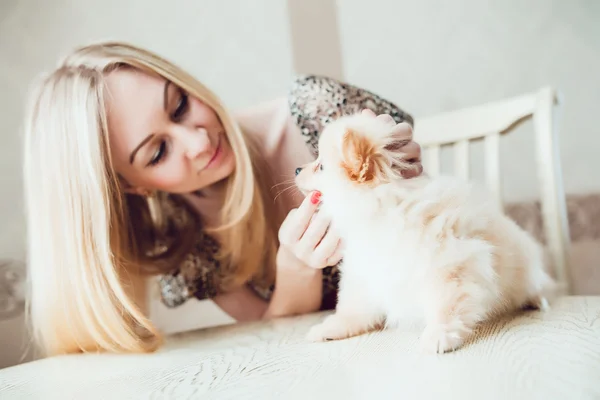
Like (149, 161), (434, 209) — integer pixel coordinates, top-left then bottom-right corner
(274, 184), (300, 202)
(271, 178), (296, 189)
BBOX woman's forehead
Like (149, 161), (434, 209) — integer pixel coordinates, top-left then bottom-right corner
(103, 69), (166, 165)
(104, 68), (165, 109)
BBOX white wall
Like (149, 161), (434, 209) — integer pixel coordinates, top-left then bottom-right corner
(1, 0), (598, 368)
(335, 0), (600, 203)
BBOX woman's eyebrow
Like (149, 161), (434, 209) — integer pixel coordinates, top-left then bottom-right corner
(129, 134), (155, 164)
(129, 80), (171, 165)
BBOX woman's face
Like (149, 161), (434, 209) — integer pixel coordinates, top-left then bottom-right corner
(105, 68), (236, 195)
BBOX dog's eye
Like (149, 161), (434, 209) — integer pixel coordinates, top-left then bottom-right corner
(319, 163), (324, 171)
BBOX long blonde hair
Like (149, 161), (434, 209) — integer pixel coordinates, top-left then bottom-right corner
(23, 41), (279, 356)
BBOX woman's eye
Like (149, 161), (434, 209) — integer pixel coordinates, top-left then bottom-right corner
(172, 90), (189, 122)
(148, 141), (167, 166)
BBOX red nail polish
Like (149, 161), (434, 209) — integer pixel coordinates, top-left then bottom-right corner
(311, 191), (322, 204)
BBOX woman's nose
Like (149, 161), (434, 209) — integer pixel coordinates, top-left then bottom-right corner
(183, 127), (211, 160)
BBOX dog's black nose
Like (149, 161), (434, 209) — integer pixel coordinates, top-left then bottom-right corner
(295, 167), (303, 176)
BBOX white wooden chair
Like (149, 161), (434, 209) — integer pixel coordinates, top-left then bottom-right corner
(413, 87), (572, 295)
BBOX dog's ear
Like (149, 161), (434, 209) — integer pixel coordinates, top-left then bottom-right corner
(341, 128), (380, 184)
(383, 122), (423, 179)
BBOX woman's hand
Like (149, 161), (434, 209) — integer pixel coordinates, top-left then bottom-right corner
(263, 192), (342, 319)
(277, 191), (343, 271)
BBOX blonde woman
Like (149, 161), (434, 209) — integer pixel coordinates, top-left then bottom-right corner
(23, 41), (423, 356)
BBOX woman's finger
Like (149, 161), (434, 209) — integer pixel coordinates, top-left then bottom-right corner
(325, 239), (344, 266)
(361, 108), (377, 117)
(376, 113), (395, 126)
(312, 229), (341, 268)
(296, 212), (331, 262)
(277, 208), (297, 246)
(287, 191), (321, 242)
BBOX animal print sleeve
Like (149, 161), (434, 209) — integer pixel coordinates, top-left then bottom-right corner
(288, 74), (414, 157)
(155, 196), (224, 308)
(156, 233), (222, 308)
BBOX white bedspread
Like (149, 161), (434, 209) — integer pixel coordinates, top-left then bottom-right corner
(1, 296), (599, 399)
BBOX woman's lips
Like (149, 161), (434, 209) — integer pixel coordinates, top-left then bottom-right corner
(200, 136), (222, 172)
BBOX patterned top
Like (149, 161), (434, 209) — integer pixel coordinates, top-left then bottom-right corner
(157, 74), (414, 311)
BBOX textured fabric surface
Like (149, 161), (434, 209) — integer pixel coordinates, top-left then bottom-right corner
(1, 296), (599, 399)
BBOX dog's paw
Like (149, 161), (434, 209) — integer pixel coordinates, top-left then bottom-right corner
(306, 314), (359, 342)
(524, 295), (550, 311)
(419, 322), (470, 354)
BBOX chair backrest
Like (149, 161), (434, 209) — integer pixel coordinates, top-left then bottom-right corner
(413, 87), (572, 295)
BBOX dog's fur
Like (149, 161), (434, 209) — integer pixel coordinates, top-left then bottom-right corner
(295, 113), (554, 353)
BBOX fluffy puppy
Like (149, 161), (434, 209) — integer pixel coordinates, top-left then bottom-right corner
(295, 113), (554, 353)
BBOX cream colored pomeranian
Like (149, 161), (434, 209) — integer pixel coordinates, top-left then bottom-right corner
(295, 113), (554, 353)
